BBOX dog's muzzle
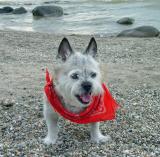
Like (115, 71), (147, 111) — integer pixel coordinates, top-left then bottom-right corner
(74, 81), (93, 105)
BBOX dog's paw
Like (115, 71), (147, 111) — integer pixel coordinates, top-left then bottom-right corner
(43, 136), (56, 145)
(91, 134), (111, 143)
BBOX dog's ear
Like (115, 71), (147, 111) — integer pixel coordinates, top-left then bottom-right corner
(84, 37), (97, 57)
(57, 38), (73, 61)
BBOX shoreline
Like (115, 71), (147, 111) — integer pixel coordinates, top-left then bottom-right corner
(1, 26), (160, 38)
(0, 30), (160, 156)
(0, 29), (118, 38)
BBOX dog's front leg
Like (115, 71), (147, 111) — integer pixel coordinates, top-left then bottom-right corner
(43, 96), (59, 145)
(90, 122), (111, 143)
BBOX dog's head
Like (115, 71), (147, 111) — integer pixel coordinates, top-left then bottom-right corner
(54, 37), (103, 108)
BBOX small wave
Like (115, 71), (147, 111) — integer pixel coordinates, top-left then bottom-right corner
(0, 0), (37, 6)
(0, 1), (26, 6)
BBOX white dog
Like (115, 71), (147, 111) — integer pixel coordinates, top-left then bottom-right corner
(43, 37), (111, 144)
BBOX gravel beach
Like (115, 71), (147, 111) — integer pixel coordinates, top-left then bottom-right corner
(0, 30), (160, 156)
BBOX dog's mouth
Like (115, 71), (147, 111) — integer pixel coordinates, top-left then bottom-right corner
(75, 93), (92, 104)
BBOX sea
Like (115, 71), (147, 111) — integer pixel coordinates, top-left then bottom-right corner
(0, 0), (160, 35)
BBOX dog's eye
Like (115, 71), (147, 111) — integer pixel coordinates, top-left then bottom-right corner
(71, 73), (79, 80)
(90, 72), (97, 78)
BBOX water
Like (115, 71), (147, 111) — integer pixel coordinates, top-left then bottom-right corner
(0, 0), (160, 35)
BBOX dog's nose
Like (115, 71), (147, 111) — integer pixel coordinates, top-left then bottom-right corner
(81, 81), (92, 93)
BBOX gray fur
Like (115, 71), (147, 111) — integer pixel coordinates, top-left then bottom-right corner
(43, 38), (111, 144)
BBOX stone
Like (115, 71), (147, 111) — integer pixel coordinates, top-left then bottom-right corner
(32, 5), (63, 17)
(117, 17), (134, 25)
(13, 7), (27, 14)
(44, 1), (54, 4)
(0, 6), (13, 14)
(1, 99), (14, 108)
(117, 26), (159, 37)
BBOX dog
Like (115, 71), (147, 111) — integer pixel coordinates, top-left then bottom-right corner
(43, 37), (111, 144)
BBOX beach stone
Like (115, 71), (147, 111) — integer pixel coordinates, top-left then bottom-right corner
(32, 5), (63, 17)
(0, 6), (13, 14)
(117, 26), (160, 37)
(13, 7), (27, 14)
(44, 1), (54, 4)
(117, 17), (134, 25)
(0, 99), (14, 109)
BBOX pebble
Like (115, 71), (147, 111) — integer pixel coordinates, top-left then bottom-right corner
(1, 99), (15, 108)
(1, 32), (159, 157)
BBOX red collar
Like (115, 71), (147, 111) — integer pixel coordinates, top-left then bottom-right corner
(44, 69), (119, 124)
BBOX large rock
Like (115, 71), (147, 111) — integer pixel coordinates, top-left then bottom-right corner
(117, 26), (160, 37)
(117, 17), (134, 25)
(13, 7), (27, 14)
(0, 6), (13, 14)
(32, 5), (63, 17)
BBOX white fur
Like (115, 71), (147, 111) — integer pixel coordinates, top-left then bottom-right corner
(55, 53), (103, 110)
(43, 95), (59, 144)
(43, 38), (111, 144)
